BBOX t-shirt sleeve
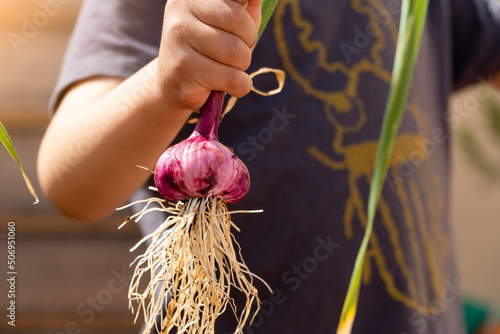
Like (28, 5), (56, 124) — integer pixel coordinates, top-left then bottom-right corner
(452, 0), (500, 89)
(49, 0), (165, 112)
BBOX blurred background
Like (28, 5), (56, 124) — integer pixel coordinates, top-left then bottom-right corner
(0, 1), (141, 333)
(0, 1), (499, 333)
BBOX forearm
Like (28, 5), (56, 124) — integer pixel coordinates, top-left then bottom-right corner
(38, 0), (262, 221)
(38, 60), (192, 221)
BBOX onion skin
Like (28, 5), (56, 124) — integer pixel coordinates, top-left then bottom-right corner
(154, 91), (250, 204)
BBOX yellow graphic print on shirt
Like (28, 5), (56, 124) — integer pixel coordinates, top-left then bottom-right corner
(273, 0), (451, 314)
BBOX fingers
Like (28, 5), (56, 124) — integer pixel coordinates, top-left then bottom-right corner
(159, 47), (252, 110)
(187, 0), (258, 49)
(187, 20), (252, 72)
(157, 31), (253, 109)
(246, 0), (263, 31)
(157, 0), (261, 110)
(179, 49), (253, 98)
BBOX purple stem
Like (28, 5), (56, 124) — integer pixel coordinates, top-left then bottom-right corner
(195, 91), (225, 139)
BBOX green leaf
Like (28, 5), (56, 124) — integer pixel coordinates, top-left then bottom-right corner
(336, 1), (430, 333)
(258, 0), (280, 40)
(0, 122), (39, 204)
(458, 129), (499, 181)
(486, 98), (500, 145)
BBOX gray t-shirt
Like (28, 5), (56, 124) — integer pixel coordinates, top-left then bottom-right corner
(51, 0), (500, 333)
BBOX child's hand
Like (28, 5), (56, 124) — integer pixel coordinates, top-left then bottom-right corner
(157, 0), (263, 111)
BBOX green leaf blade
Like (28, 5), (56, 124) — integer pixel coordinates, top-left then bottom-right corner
(486, 98), (500, 145)
(258, 0), (280, 40)
(0, 122), (39, 204)
(458, 129), (499, 181)
(336, 1), (430, 333)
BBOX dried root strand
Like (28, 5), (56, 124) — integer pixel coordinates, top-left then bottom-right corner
(121, 196), (268, 334)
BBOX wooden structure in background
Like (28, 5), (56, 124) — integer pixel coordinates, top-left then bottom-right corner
(0, 2), (143, 333)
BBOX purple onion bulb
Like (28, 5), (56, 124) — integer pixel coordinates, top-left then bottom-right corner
(154, 91), (250, 204)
